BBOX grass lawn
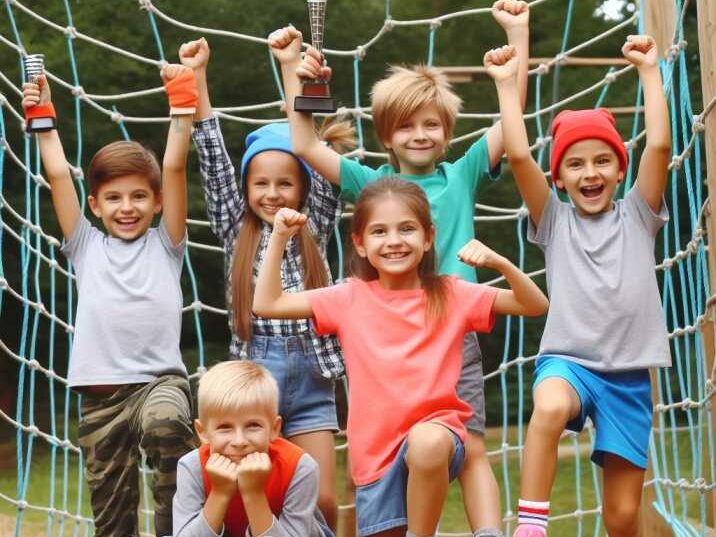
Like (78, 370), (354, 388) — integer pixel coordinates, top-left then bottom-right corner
(1, 425), (707, 537)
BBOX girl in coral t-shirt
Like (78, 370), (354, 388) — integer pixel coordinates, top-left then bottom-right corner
(254, 177), (547, 537)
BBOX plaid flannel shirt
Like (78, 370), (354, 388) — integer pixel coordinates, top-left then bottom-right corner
(192, 116), (345, 379)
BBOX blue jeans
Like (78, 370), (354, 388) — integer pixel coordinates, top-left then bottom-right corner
(249, 334), (338, 437)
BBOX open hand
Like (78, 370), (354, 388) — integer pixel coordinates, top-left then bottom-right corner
(273, 207), (308, 238)
(622, 34), (658, 68)
(205, 452), (240, 499)
(22, 75), (51, 109)
(483, 45), (519, 83)
(492, 0), (529, 31)
(179, 38), (210, 70)
(296, 46), (332, 82)
(268, 25), (304, 65)
(236, 452), (272, 495)
(458, 239), (504, 270)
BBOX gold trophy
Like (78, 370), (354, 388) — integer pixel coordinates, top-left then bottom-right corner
(295, 0), (337, 113)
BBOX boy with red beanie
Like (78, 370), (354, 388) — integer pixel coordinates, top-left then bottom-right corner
(484, 35), (671, 537)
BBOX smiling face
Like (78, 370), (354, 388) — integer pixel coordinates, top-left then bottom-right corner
(555, 138), (625, 216)
(352, 195), (434, 290)
(245, 151), (304, 225)
(195, 405), (281, 464)
(384, 102), (448, 176)
(87, 174), (161, 240)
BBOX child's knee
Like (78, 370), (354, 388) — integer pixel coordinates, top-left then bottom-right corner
(603, 501), (640, 537)
(405, 423), (454, 471)
(463, 431), (489, 464)
(531, 391), (574, 428)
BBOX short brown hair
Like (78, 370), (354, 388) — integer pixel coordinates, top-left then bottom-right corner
(87, 141), (161, 196)
(371, 65), (462, 169)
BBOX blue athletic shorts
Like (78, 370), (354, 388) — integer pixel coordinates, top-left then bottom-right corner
(249, 334), (338, 437)
(355, 428), (465, 536)
(534, 356), (652, 469)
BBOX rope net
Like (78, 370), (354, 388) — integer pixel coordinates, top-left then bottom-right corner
(0, 0), (714, 536)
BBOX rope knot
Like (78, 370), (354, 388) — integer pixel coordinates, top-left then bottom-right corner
(670, 155), (683, 170)
(692, 115), (705, 133)
(64, 26), (78, 39)
(429, 19), (442, 29)
(604, 72), (617, 84)
(110, 111), (124, 123)
(355, 45), (366, 61)
(535, 63), (549, 75)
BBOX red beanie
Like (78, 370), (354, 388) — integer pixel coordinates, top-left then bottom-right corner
(550, 108), (628, 183)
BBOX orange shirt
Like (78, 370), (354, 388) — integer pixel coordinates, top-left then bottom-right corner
(308, 277), (497, 485)
(199, 438), (303, 536)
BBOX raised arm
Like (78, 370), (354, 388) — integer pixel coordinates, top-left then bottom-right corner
(485, 46), (551, 225)
(179, 37), (212, 120)
(268, 26), (342, 184)
(624, 35), (671, 212)
(485, 0), (530, 169)
(22, 76), (81, 240)
(161, 64), (196, 246)
(253, 208), (316, 319)
(458, 239), (548, 317)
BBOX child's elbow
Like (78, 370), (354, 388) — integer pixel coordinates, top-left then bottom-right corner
(524, 295), (549, 317)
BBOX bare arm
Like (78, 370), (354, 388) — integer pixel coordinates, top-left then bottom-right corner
(486, 0), (530, 169)
(253, 208), (315, 319)
(625, 35), (671, 212)
(269, 26), (342, 184)
(23, 77), (81, 240)
(458, 239), (548, 317)
(161, 65), (196, 246)
(486, 46), (550, 225)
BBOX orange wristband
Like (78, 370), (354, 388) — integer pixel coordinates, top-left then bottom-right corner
(164, 70), (198, 114)
(25, 103), (56, 121)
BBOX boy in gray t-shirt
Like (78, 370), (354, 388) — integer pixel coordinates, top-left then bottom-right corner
(486, 35), (671, 537)
(22, 64), (199, 537)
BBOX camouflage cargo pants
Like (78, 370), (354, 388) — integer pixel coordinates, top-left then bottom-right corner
(78, 375), (195, 537)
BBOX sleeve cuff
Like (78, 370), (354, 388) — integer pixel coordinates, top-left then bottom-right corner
(246, 516), (279, 537)
(201, 511), (224, 537)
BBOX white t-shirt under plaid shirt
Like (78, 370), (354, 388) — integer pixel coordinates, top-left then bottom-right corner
(192, 116), (345, 378)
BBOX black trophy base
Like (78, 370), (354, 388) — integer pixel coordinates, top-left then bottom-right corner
(294, 95), (337, 113)
(26, 117), (56, 133)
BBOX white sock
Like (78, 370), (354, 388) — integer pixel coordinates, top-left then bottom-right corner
(517, 498), (550, 529)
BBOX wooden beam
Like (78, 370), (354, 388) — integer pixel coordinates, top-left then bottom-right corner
(435, 57), (630, 83)
(644, 0), (677, 58)
(698, 0), (716, 529)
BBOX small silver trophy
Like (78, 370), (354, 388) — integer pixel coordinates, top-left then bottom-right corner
(295, 0), (337, 113)
(23, 54), (56, 133)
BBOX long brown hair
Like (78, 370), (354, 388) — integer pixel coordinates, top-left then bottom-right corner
(232, 119), (357, 340)
(350, 177), (449, 323)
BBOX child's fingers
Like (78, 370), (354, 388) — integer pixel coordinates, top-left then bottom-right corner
(320, 66), (332, 81)
(304, 46), (323, 63)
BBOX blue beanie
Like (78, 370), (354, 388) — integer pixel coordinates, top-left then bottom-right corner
(240, 122), (312, 184)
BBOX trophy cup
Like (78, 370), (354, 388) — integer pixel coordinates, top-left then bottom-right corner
(23, 54), (56, 133)
(295, 0), (337, 113)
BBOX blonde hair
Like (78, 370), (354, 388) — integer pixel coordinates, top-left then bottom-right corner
(231, 118), (357, 341)
(350, 177), (449, 324)
(197, 360), (278, 423)
(371, 65), (462, 170)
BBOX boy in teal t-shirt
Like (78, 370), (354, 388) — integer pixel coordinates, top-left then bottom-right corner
(269, 2), (530, 534)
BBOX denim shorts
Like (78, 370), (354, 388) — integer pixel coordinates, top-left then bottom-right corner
(458, 331), (485, 434)
(355, 428), (465, 536)
(534, 356), (653, 469)
(249, 334), (338, 437)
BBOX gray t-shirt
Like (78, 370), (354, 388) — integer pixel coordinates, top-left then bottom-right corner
(172, 449), (328, 537)
(61, 215), (187, 387)
(528, 187), (671, 371)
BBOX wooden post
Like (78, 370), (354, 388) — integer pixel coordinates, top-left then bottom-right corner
(639, 2), (678, 536)
(644, 0), (676, 57)
(698, 0), (716, 529)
